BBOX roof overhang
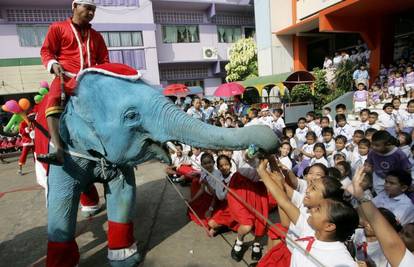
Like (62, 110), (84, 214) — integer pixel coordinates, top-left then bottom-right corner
(274, 15), (318, 36)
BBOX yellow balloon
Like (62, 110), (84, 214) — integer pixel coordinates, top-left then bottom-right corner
(18, 98), (31, 111)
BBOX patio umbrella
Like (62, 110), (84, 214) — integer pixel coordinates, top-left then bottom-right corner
(214, 82), (245, 97)
(163, 83), (189, 96)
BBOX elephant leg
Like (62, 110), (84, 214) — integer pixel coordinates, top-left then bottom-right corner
(46, 165), (81, 267)
(105, 166), (141, 267)
(80, 184), (102, 218)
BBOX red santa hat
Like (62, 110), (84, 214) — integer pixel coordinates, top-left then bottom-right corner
(76, 63), (141, 81)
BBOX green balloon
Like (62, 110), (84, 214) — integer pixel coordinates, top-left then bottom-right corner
(4, 114), (23, 133)
(34, 95), (43, 104)
(39, 87), (49, 95)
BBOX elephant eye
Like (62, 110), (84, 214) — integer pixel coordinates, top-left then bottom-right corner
(124, 110), (140, 125)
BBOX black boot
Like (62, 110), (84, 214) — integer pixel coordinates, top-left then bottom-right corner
(251, 243), (263, 261)
(231, 240), (244, 262)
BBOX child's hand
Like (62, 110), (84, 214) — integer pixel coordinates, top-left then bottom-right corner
(257, 159), (269, 173)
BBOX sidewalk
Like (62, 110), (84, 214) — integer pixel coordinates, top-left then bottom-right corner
(0, 157), (257, 267)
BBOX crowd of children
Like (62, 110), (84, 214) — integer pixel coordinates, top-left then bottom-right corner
(165, 94), (414, 266)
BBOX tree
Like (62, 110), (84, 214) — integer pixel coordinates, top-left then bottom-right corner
(225, 38), (258, 82)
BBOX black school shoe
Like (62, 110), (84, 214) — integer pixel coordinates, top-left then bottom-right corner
(251, 243), (263, 261)
(231, 241), (244, 262)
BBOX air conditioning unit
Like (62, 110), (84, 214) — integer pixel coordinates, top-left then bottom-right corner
(202, 47), (218, 60)
(227, 47), (233, 59)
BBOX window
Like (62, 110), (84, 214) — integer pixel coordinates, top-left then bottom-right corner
(169, 80), (204, 88)
(109, 49), (146, 70)
(17, 25), (49, 47)
(100, 31), (143, 47)
(217, 26), (242, 43)
(162, 25), (199, 43)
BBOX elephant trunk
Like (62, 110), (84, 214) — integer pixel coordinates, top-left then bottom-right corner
(143, 95), (279, 153)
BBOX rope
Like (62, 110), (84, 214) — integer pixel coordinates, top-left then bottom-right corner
(166, 143), (326, 267)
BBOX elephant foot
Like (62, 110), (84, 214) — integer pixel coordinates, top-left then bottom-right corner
(80, 203), (104, 218)
(109, 252), (142, 267)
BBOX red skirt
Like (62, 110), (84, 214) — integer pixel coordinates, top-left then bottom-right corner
(228, 172), (269, 237)
(257, 241), (291, 267)
(177, 165), (199, 182)
(210, 200), (239, 231)
(268, 223), (288, 240)
(187, 191), (213, 227)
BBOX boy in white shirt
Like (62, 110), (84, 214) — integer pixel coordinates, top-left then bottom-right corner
(372, 170), (414, 225)
(322, 127), (335, 161)
(367, 111), (381, 130)
(330, 135), (349, 166)
(359, 108), (371, 132)
(271, 108), (285, 137)
(334, 114), (355, 143)
(295, 117), (308, 148)
(351, 138), (370, 174)
(399, 99), (414, 134)
(322, 107), (333, 125)
(378, 103), (398, 136)
(306, 111), (322, 139)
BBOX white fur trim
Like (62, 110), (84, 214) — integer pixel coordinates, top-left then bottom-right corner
(47, 60), (59, 73)
(108, 243), (138, 261)
(34, 156), (48, 189)
(77, 67), (141, 81)
(80, 204), (100, 212)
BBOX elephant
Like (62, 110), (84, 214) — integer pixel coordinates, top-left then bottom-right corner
(42, 63), (279, 267)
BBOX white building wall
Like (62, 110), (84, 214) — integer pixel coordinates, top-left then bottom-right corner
(204, 77), (221, 96)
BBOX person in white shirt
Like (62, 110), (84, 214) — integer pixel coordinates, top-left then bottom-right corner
(367, 111), (382, 130)
(186, 97), (206, 121)
(335, 161), (352, 189)
(278, 142), (293, 170)
(217, 98), (228, 115)
(271, 108), (285, 137)
(322, 127), (336, 160)
(399, 99), (414, 134)
(306, 112), (322, 141)
(258, 107), (273, 128)
(333, 52), (343, 68)
(309, 143), (329, 167)
(351, 138), (370, 174)
(358, 109), (371, 132)
(283, 127), (297, 152)
(398, 132), (412, 158)
(330, 135), (349, 166)
(351, 168), (414, 267)
(323, 56), (333, 69)
(378, 103), (398, 137)
(322, 107), (333, 125)
(334, 114), (355, 143)
(372, 170), (414, 225)
(295, 117), (308, 148)
(245, 108), (265, 127)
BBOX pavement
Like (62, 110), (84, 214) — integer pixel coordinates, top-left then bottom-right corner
(0, 156), (264, 267)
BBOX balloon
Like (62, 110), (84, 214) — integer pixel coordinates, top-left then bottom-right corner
(4, 100), (21, 113)
(40, 81), (49, 88)
(2, 104), (9, 112)
(34, 95), (43, 104)
(39, 87), (49, 95)
(3, 114), (23, 133)
(18, 98), (31, 111)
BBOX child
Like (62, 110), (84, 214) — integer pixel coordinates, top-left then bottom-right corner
(378, 103), (398, 136)
(365, 128), (378, 142)
(271, 108), (285, 137)
(353, 208), (402, 267)
(320, 116), (330, 129)
(335, 103), (347, 116)
(351, 138), (370, 174)
(323, 107), (333, 125)
(398, 132), (412, 158)
(365, 130), (411, 194)
(278, 142), (292, 170)
(405, 65), (414, 99)
(330, 135), (349, 166)
(334, 114), (355, 143)
(368, 111), (381, 130)
(372, 170), (414, 225)
(165, 143), (191, 183)
(283, 127), (297, 152)
(399, 99), (414, 134)
(358, 109), (370, 132)
(353, 83), (369, 113)
(306, 111), (322, 139)
(295, 117), (308, 148)
(298, 131), (317, 176)
(348, 130), (365, 155)
(394, 72), (405, 98)
(368, 84), (381, 107)
(322, 127), (335, 159)
(387, 71), (396, 98)
(309, 143), (329, 167)
(335, 161), (352, 189)
(392, 97), (404, 123)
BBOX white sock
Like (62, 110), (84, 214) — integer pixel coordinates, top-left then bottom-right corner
(252, 242), (261, 253)
(234, 238), (243, 252)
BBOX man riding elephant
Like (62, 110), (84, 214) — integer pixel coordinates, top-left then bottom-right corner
(39, 62), (279, 267)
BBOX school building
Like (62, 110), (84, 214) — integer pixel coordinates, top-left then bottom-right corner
(256, 0), (414, 78)
(0, 0), (255, 97)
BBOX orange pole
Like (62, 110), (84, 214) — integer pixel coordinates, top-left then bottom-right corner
(293, 35), (307, 71)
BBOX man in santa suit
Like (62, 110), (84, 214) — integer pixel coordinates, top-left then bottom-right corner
(36, 1), (115, 266)
(17, 119), (34, 175)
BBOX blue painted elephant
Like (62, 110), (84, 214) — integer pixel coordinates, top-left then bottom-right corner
(44, 64), (278, 267)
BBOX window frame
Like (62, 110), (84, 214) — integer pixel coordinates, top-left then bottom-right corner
(217, 25), (243, 44)
(161, 25), (200, 44)
(100, 31), (144, 48)
(16, 24), (49, 47)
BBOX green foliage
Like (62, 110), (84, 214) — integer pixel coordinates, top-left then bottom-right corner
(334, 60), (357, 91)
(225, 38), (258, 82)
(290, 84), (313, 103)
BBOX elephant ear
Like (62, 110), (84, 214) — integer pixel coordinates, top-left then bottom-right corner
(60, 101), (107, 157)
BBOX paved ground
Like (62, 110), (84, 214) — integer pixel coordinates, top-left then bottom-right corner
(0, 156), (264, 267)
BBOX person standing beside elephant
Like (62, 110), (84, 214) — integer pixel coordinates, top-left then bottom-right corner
(39, 0), (109, 165)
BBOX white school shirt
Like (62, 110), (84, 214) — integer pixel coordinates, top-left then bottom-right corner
(324, 139), (336, 156)
(190, 152), (204, 171)
(295, 127), (308, 147)
(367, 122), (382, 130)
(286, 201), (314, 252)
(212, 170), (235, 201)
(330, 148), (349, 166)
(373, 192), (414, 225)
(326, 114), (333, 124)
(171, 154), (191, 168)
(334, 124), (355, 142)
(245, 117), (265, 127)
(289, 213), (356, 267)
(279, 156), (292, 170)
(351, 153), (368, 173)
(310, 157), (329, 167)
(410, 158), (414, 182)
(399, 110), (414, 128)
(232, 150), (260, 182)
(271, 117), (286, 134)
(359, 121), (370, 132)
(296, 179), (308, 194)
(290, 138), (298, 150)
(400, 145), (411, 158)
(353, 228), (388, 267)
(393, 109), (404, 124)
(302, 143), (315, 160)
(259, 116), (273, 128)
(378, 113), (397, 128)
(395, 249), (414, 267)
